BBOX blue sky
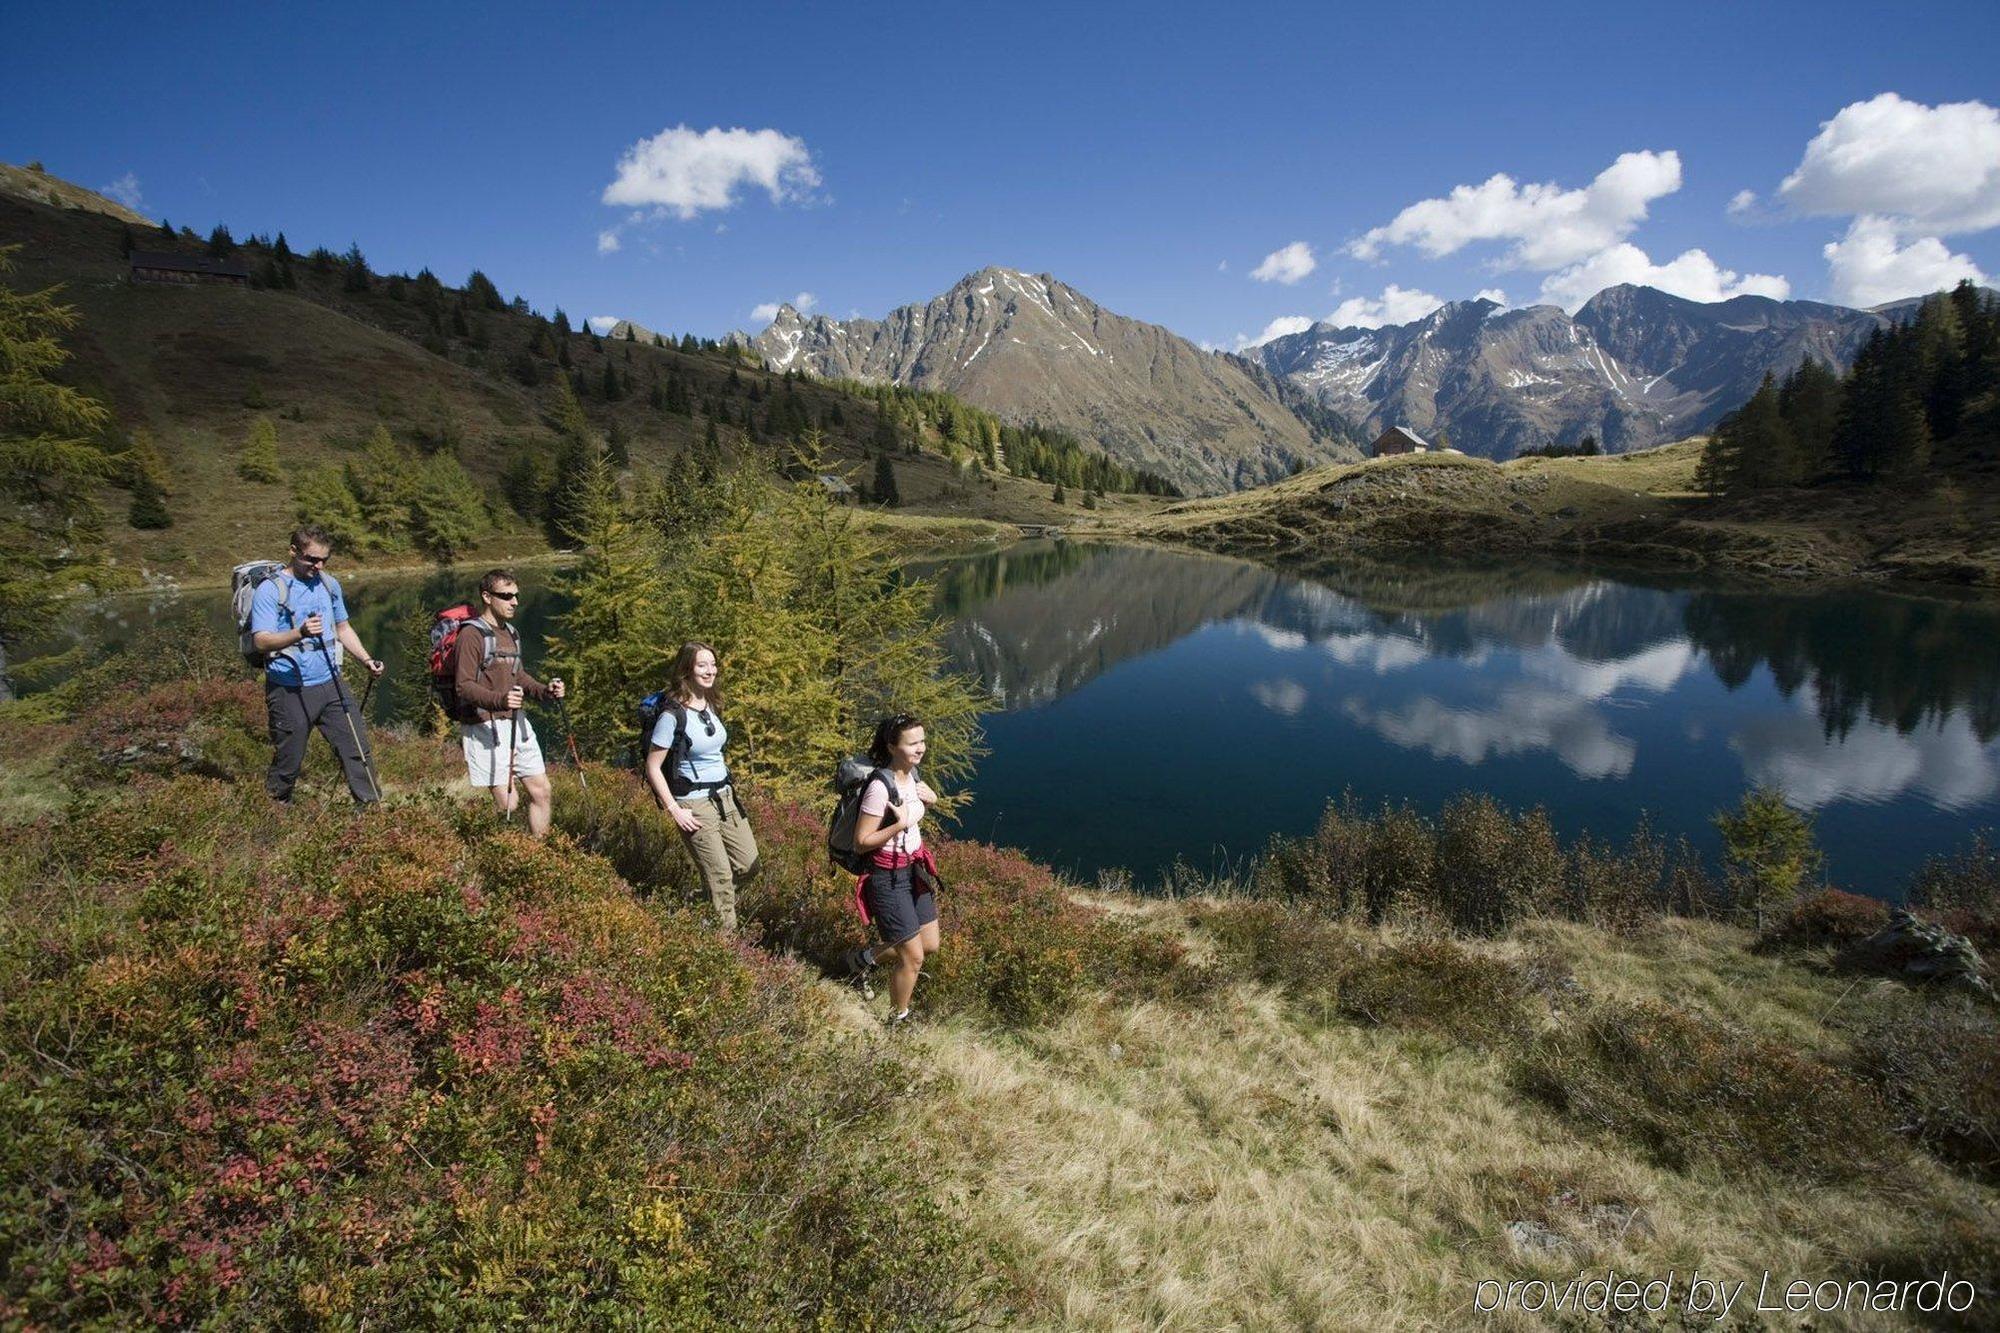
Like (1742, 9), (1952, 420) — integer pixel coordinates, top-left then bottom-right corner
(6, 1), (1997, 347)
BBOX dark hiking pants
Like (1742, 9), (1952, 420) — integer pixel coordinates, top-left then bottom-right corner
(265, 679), (377, 804)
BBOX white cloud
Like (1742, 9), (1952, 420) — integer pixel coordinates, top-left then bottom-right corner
(1519, 639), (1700, 700)
(100, 172), (144, 211)
(586, 316), (619, 334)
(1727, 189), (1758, 216)
(596, 229), (622, 254)
(1475, 287), (1509, 306)
(1322, 631), (1430, 673)
(1330, 284), (1445, 329)
(1349, 150), (1682, 270)
(750, 290), (818, 324)
(1251, 241), (1317, 284)
(1778, 93), (2000, 235)
(1217, 259), (1229, 273)
(1232, 315), (1314, 351)
(1343, 686), (1636, 780)
(1249, 679), (1309, 717)
(1538, 243), (1791, 311)
(1729, 696), (2000, 812)
(1823, 215), (1988, 307)
(602, 125), (821, 220)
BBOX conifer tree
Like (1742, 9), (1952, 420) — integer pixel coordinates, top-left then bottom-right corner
(206, 224), (234, 258)
(1715, 787), (1821, 927)
(552, 308), (571, 336)
(157, 218), (174, 241)
(545, 449), (673, 755)
(341, 243), (369, 293)
(606, 417), (630, 469)
(273, 232), (291, 261)
(346, 424), (415, 545)
(1776, 358), (1842, 480)
(1832, 327), (1892, 479)
(128, 466), (172, 529)
(873, 452), (900, 507)
(238, 416), (282, 483)
(1051, 483), (1066, 504)
(290, 464), (367, 551)
(601, 360), (621, 401)
(406, 453), (486, 563)
(464, 270), (504, 311)
(123, 429), (173, 530)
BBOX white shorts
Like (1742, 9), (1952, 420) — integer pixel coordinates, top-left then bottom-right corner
(460, 715), (546, 786)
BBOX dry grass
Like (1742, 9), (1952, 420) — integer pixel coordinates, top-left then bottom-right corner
(899, 898), (1998, 1330)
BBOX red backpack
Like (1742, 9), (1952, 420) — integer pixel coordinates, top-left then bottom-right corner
(427, 603), (501, 723)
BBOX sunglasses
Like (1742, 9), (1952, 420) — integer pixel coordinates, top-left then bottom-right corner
(488, 590), (520, 602)
(696, 707), (717, 735)
(294, 551), (329, 566)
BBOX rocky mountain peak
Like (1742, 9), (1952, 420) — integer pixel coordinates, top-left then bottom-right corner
(741, 267), (1353, 494)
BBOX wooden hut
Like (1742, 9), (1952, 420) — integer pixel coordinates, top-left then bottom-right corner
(1371, 426), (1431, 457)
(129, 250), (252, 286)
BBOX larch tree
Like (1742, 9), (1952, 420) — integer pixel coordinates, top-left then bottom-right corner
(0, 245), (115, 694)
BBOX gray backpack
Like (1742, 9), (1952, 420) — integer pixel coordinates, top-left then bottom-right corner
(230, 561), (340, 669)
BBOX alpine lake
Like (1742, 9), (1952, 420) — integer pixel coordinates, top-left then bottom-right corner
(46, 542), (2000, 898)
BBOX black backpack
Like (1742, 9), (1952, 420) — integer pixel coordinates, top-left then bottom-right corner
(827, 757), (902, 874)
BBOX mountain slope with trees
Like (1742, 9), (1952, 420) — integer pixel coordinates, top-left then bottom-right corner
(0, 170), (1172, 584)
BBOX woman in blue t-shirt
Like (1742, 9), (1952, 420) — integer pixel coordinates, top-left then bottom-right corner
(643, 641), (760, 931)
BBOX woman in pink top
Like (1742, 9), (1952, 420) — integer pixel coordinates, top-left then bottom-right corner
(844, 714), (942, 1028)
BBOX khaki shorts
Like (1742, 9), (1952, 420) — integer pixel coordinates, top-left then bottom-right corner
(460, 715), (546, 786)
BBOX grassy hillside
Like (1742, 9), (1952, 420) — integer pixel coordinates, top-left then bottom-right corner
(0, 184), (1167, 581)
(4, 643), (1995, 1327)
(1110, 441), (2000, 590)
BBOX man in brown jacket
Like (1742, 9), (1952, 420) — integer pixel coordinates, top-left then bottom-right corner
(455, 568), (567, 837)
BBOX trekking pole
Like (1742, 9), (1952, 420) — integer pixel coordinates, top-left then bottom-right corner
(554, 691), (589, 791)
(358, 672), (377, 721)
(504, 707), (520, 820)
(314, 638), (382, 804)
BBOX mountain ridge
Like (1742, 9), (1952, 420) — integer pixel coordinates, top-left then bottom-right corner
(736, 268), (1986, 467)
(734, 265), (1357, 495)
(1246, 283), (1919, 458)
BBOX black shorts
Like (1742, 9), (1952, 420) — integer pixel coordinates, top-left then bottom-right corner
(862, 863), (938, 946)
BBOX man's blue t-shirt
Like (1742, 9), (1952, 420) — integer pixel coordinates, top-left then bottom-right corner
(249, 572), (347, 687)
(650, 703), (729, 788)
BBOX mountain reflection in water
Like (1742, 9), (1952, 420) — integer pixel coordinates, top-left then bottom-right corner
(926, 543), (2000, 894)
(37, 544), (1999, 896)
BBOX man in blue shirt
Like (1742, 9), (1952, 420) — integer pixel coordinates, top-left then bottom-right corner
(248, 524), (386, 803)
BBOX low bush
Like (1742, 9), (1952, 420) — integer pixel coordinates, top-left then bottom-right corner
(556, 770), (1181, 1027)
(0, 703), (984, 1326)
(1255, 792), (1707, 936)
(1337, 937), (1539, 1046)
(1908, 832), (2000, 950)
(1756, 887), (1892, 952)
(1194, 899), (1362, 1021)
(1851, 998), (2000, 1182)
(1518, 999), (1895, 1180)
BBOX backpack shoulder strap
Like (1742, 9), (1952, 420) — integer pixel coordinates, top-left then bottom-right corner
(464, 617), (499, 665)
(871, 768), (902, 806)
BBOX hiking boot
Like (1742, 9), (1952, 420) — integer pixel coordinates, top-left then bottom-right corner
(842, 947), (876, 1001)
(883, 1008), (912, 1032)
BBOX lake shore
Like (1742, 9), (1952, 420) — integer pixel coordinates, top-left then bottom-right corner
(1092, 441), (2000, 596)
